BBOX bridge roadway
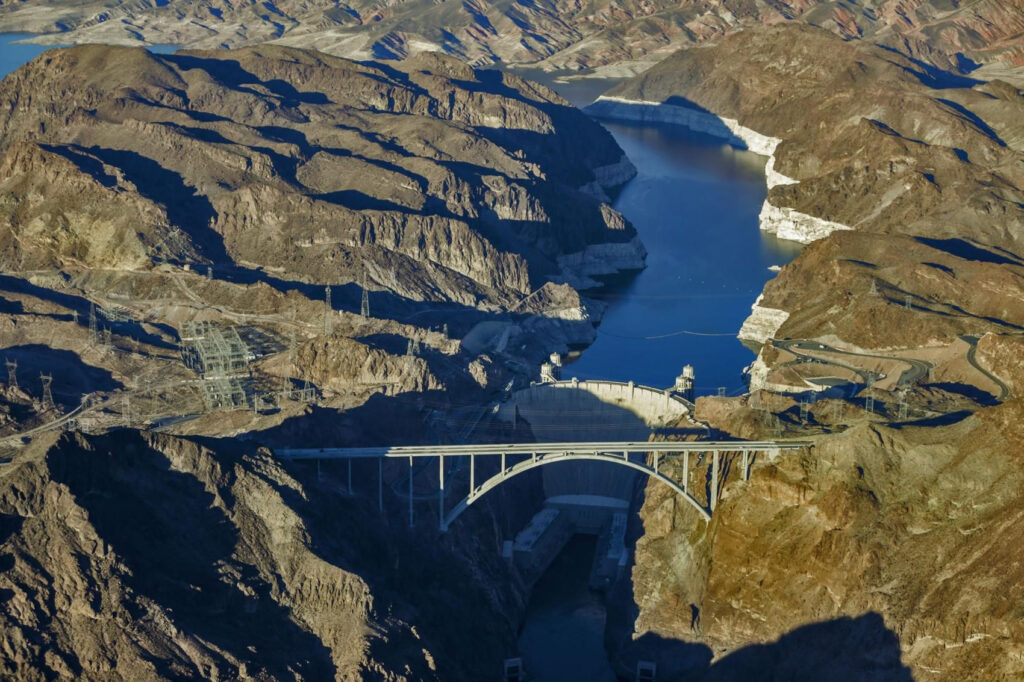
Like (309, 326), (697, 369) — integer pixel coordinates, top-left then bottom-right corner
(278, 440), (810, 531)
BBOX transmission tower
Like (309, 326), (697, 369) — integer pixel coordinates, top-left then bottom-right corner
(717, 386), (726, 397)
(904, 295), (912, 310)
(123, 393), (131, 428)
(360, 275), (371, 318)
(799, 400), (809, 423)
(833, 400), (844, 423)
(40, 373), (55, 411)
(324, 286), (334, 335)
(865, 396), (875, 415)
(5, 359), (17, 390)
(898, 392), (909, 421)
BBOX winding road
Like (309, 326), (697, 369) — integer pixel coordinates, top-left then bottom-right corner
(962, 335), (1012, 401)
(774, 339), (930, 388)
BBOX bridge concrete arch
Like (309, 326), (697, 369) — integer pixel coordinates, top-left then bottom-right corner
(276, 441), (809, 531)
(440, 450), (710, 531)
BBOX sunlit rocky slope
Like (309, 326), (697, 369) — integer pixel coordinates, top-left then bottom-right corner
(2, 0), (1023, 77)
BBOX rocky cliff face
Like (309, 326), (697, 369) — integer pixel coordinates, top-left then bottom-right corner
(0, 43), (642, 431)
(612, 392), (1024, 682)
(0, 429), (529, 681)
(0, 45), (638, 302)
(2, 0), (1023, 78)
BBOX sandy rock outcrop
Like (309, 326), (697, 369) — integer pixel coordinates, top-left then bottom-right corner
(615, 397), (1024, 681)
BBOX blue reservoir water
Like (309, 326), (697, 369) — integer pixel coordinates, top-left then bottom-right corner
(512, 73), (802, 681)
(523, 73), (801, 396)
(0, 34), (66, 75)
(570, 120), (800, 395)
(0, 34), (177, 80)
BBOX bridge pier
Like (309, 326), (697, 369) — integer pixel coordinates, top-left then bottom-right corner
(711, 450), (720, 512)
(682, 451), (689, 494)
(378, 457), (383, 513)
(408, 455), (414, 528)
(439, 454), (445, 531)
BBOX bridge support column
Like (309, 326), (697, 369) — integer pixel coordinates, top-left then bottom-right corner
(653, 451), (659, 474)
(711, 451), (720, 512)
(378, 457), (383, 513)
(408, 455), (414, 528)
(501, 453), (506, 476)
(470, 454), (475, 494)
(439, 455), (445, 532)
(742, 452), (750, 481)
(682, 451), (689, 494)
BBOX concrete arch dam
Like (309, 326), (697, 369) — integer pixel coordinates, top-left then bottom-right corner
(495, 380), (701, 505)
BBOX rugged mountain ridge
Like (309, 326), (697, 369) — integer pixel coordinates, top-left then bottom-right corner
(611, 385), (1024, 682)
(0, 44), (639, 301)
(0, 429), (533, 680)
(2, 0), (1023, 78)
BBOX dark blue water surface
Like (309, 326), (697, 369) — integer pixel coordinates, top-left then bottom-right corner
(0, 34), (66, 75)
(523, 73), (801, 396)
(570, 120), (800, 395)
(0, 34), (177, 79)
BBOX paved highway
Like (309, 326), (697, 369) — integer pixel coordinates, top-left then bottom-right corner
(774, 339), (930, 388)
(277, 439), (811, 460)
(962, 335), (1012, 401)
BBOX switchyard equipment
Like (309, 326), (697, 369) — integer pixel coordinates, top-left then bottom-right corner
(180, 321), (253, 411)
(181, 321), (251, 378)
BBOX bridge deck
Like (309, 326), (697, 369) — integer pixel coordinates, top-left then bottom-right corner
(277, 440), (810, 460)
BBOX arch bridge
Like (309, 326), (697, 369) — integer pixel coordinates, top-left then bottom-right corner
(277, 440), (809, 531)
